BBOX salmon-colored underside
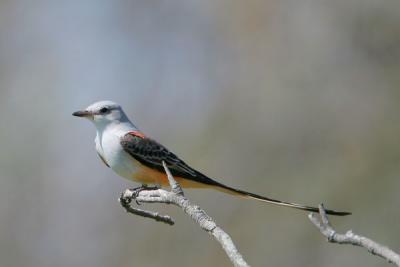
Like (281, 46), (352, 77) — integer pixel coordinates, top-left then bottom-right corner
(132, 162), (208, 188)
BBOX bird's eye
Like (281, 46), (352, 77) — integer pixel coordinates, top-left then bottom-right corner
(99, 107), (109, 114)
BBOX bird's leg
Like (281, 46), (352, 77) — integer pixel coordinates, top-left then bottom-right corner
(140, 184), (160, 191)
(119, 185), (161, 206)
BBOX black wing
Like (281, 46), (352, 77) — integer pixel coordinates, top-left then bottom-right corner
(120, 133), (351, 216)
(120, 132), (219, 186)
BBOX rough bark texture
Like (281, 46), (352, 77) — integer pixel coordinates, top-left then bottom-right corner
(119, 166), (400, 267)
(119, 161), (250, 267)
(309, 204), (400, 266)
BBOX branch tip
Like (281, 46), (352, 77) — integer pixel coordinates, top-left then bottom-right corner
(309, 203), (400, 266)
(162, 161), (184, 196)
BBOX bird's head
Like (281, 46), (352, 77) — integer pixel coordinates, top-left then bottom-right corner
(73, 100), (129, 129)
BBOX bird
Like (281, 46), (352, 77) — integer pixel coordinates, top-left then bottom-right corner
(73, 100), (350, 216)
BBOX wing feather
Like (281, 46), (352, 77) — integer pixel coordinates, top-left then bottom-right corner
(119, 133), (351, 216)
(120, 132), (206, 181)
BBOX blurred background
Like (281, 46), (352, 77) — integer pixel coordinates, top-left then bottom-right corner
(1, 0), (400, 266)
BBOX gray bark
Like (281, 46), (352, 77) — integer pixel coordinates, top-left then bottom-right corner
(309, 204), (400, 266)
(119, 161), (250, 267)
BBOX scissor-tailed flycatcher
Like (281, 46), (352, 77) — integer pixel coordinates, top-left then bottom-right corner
(73, 100), (350, 216)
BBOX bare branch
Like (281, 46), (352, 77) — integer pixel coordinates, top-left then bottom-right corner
(309, 204), (400, 266)
(119, 161), (250, 267)
(162, 161), (184, 196)
(119, 190), (174, 225)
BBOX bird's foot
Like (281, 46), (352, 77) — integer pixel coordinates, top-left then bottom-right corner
(119, 189), (133, 206)
(130, 185), (160, 205)
(119, 185), (160, 206)
(139, 184), (160, 191)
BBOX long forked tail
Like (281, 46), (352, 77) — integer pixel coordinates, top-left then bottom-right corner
(211, 182), (351, 216)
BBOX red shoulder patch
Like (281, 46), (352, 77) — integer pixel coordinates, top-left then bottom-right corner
(128, 130), (146, 139)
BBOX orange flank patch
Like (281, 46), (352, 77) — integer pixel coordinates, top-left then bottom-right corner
(132, 163), (210, 188)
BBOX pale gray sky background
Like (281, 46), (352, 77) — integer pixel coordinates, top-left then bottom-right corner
(1, 1), (400, 266)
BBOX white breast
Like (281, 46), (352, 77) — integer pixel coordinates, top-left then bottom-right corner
(95, 128), (141, 181)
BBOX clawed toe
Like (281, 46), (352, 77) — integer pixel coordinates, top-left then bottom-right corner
(123, 185), (159, 205)
(119, 190), (132, 205)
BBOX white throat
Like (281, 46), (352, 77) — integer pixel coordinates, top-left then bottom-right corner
(95, 121), (137, 155)
(94, 121), (140, 180)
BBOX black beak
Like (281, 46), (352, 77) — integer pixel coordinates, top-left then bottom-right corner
(72, 110), (92, 117)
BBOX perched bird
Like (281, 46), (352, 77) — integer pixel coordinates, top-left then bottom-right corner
(73, 100), (350, 216)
